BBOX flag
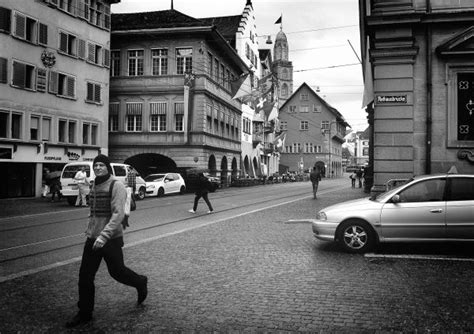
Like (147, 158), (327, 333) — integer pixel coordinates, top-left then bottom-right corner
(257, 73), (274, 96)
(361, 37), (374, 108)
(231, 73), (251, 100)
(273, 132), (286, 152)
(274, 15), (282, 24)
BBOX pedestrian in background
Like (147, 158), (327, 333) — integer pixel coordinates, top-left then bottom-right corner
(309, 167), (322, 199)
(42, 168), (50, 198)
(189, 172), (214, 214)
(66, 154), (148, 328)
(356, 168), (364, 188)
(74, 166), (88, 207)
(49, 176), (62, 202)
(350, 171), (356, 188)
(126, 167), (137, 198)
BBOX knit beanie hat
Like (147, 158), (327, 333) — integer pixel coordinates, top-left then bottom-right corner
(93, 154), (113, 174)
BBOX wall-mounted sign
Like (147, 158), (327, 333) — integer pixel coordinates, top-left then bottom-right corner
(45, 156), (62, 161)
(376, 95), (407, 104)
(67, 152), (80, 160)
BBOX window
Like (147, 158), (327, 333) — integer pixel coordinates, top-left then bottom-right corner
(91, 124), (97, 145)
(68, 121), (76, 143)
(281, 83), (288, 97)
(313, 104), (322, 113)
(58, 119), (76, 143)
(176, 48), (192, 75)
(300, 120), (309, 130)
(280, 121), (287, 131)
(58, 0), (75, 14)
(87, 42), (103, 65)
(0, 57), (7, 83)
(87, 0), (110, 29)
(36, 68), (47, 92)
(0, 111), (7, 138)
(174, 102), (184, 132)
(0, 7), (11, 34)
(300, 105), (309, 113)
(59, 31), (77, 56)
(13, 12), (38, 44)
(214, 58), (219, 82)
(126, 103), (142, 132)
(301, 93), (308, 101)
(82, 122), (98, 145)
(86, 82), (101, 103)
(207, 53), (213, 77)
(82, 123), (90, 144)
(31, 115), (39, 140)
(150, 102), (167, 132)
(48, 70), (75, 98)
(448, 178), (474, 201)
(42, 118), (51, 141)
(111, 50), (120, 76)
(12, 60), (35, 90)
(128, 50), (144, 76)
(109, 103), (119, 132)
(398, 179), (446, 203)
(243, 117), (251, 134)
(321, 121), (329, 130)
(151, 49), (168, 75)
(11, 113), (21, 139)
(316, 145), (322, 153)
(220, 64), (225, 86)
(289, 106), (296, 113)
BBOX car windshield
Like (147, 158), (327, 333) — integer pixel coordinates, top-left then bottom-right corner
(370, 178), (414, 202)
(62, 165), (91, 178)
(145, 174), (165, 182)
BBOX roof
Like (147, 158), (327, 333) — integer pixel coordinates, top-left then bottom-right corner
(112, 9), (205, 30)
(198, 15), (242, 46)
(280, 82), (350, 127)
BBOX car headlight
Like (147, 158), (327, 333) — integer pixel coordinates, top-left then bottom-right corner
(316, 211), (327, 221)
(147, 185), (155, 189)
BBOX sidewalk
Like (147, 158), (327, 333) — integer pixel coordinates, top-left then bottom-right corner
(0, 195), (74, 218)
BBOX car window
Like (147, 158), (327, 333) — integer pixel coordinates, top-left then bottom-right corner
(448, 177), (474, 201)
(62, 165), (91, 178)
(113, 165), (126, 177)
(397, 178), (446, 203)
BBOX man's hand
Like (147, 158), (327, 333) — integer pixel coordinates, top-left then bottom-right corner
(92, 235), (107, 250)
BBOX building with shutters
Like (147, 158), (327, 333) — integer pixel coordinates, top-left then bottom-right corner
(0, 0), (118, 198)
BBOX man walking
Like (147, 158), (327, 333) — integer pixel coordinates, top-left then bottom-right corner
(309, 167), (322, 199)
(74, 166), (89, 206)
(188, 172), (214, 214)
(66, 154), (148, 328)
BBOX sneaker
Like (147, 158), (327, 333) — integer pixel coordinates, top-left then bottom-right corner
(207, 210), (214, 214)
(188, 209), (195, 213)
(65, 313), (92, 328)
(137, 276), (148, 305)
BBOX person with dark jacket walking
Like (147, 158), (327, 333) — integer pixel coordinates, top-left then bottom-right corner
(309, 167), (322, 199)
(188, 173), (214, 214)
(66, 154), (148, 328)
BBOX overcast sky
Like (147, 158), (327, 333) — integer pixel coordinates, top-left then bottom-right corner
(112, 0), (366, 131)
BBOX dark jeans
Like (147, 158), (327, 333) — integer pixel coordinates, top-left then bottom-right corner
(312, 182), (319, 198)
(193, 192), (213, 211)
(77, 237), (143, 317)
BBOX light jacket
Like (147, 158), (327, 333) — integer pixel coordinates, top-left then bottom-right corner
(86, 176), (126, 241)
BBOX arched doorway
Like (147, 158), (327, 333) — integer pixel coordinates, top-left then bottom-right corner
(125, 153), (177, 176)
(231, 157), (238, 178)
(253, 157), (260, 177)
(220, 156), (228, 187)
(243, 156), (250, 177)
(208, 154), (217, 176)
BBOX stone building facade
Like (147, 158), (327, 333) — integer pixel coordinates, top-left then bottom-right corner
(0, 0), (118, 198)
(360, 0), (474, 193)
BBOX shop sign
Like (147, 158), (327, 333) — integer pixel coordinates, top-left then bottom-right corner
(376, 95), (407, 104)
(45, 156), (62, 161)
(67, 152), (80, 160)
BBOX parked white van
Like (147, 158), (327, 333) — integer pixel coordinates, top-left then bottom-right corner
(60, 161), (146, 206)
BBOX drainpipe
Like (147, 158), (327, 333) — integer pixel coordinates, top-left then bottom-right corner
(425, 0), (432, 174)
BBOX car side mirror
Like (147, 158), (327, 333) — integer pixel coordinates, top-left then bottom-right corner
(391, 194), (401, 204)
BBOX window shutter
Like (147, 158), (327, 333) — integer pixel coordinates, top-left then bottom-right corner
(103, 49), (110, 67)
(36, 68), (47, 92)
(66, 76), (75, 98)
(0, 57), (7, 83)
(14, 12), (25, 39)
(87, 42), (95, 62)
(94, 84), (101, 103)
(77, 39), (86, 59)
(12, 61), (25, 88)
(38, 23), (48, 45)
(59, 32), (67, 53)
(86, 82), (93, 101)
(0, 7), (11, 33)
(48, 70), (58, 94)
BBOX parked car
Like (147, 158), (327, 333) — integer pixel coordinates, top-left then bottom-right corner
(312, 173), (474, 253)
(60, 162), (147, 205)
(145, 173), (186, 197)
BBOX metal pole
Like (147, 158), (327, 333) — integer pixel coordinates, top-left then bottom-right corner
(328, 126), (331, 178)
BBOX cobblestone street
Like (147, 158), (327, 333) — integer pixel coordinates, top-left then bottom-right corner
(1, 185), (474, 332)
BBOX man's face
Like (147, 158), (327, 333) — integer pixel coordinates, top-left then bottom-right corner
(94, 162), (108, 177)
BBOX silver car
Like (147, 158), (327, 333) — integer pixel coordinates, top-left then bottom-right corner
(312, 173), (474, 253)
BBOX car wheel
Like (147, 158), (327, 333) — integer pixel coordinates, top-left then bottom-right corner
(179, 185), (186, 194)
(157, 187), (165, 197)
(137, 187), (146, 200)
(337, 220), (374, 253)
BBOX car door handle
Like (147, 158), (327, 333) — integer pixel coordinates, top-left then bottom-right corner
(430, 209), (443, 213)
